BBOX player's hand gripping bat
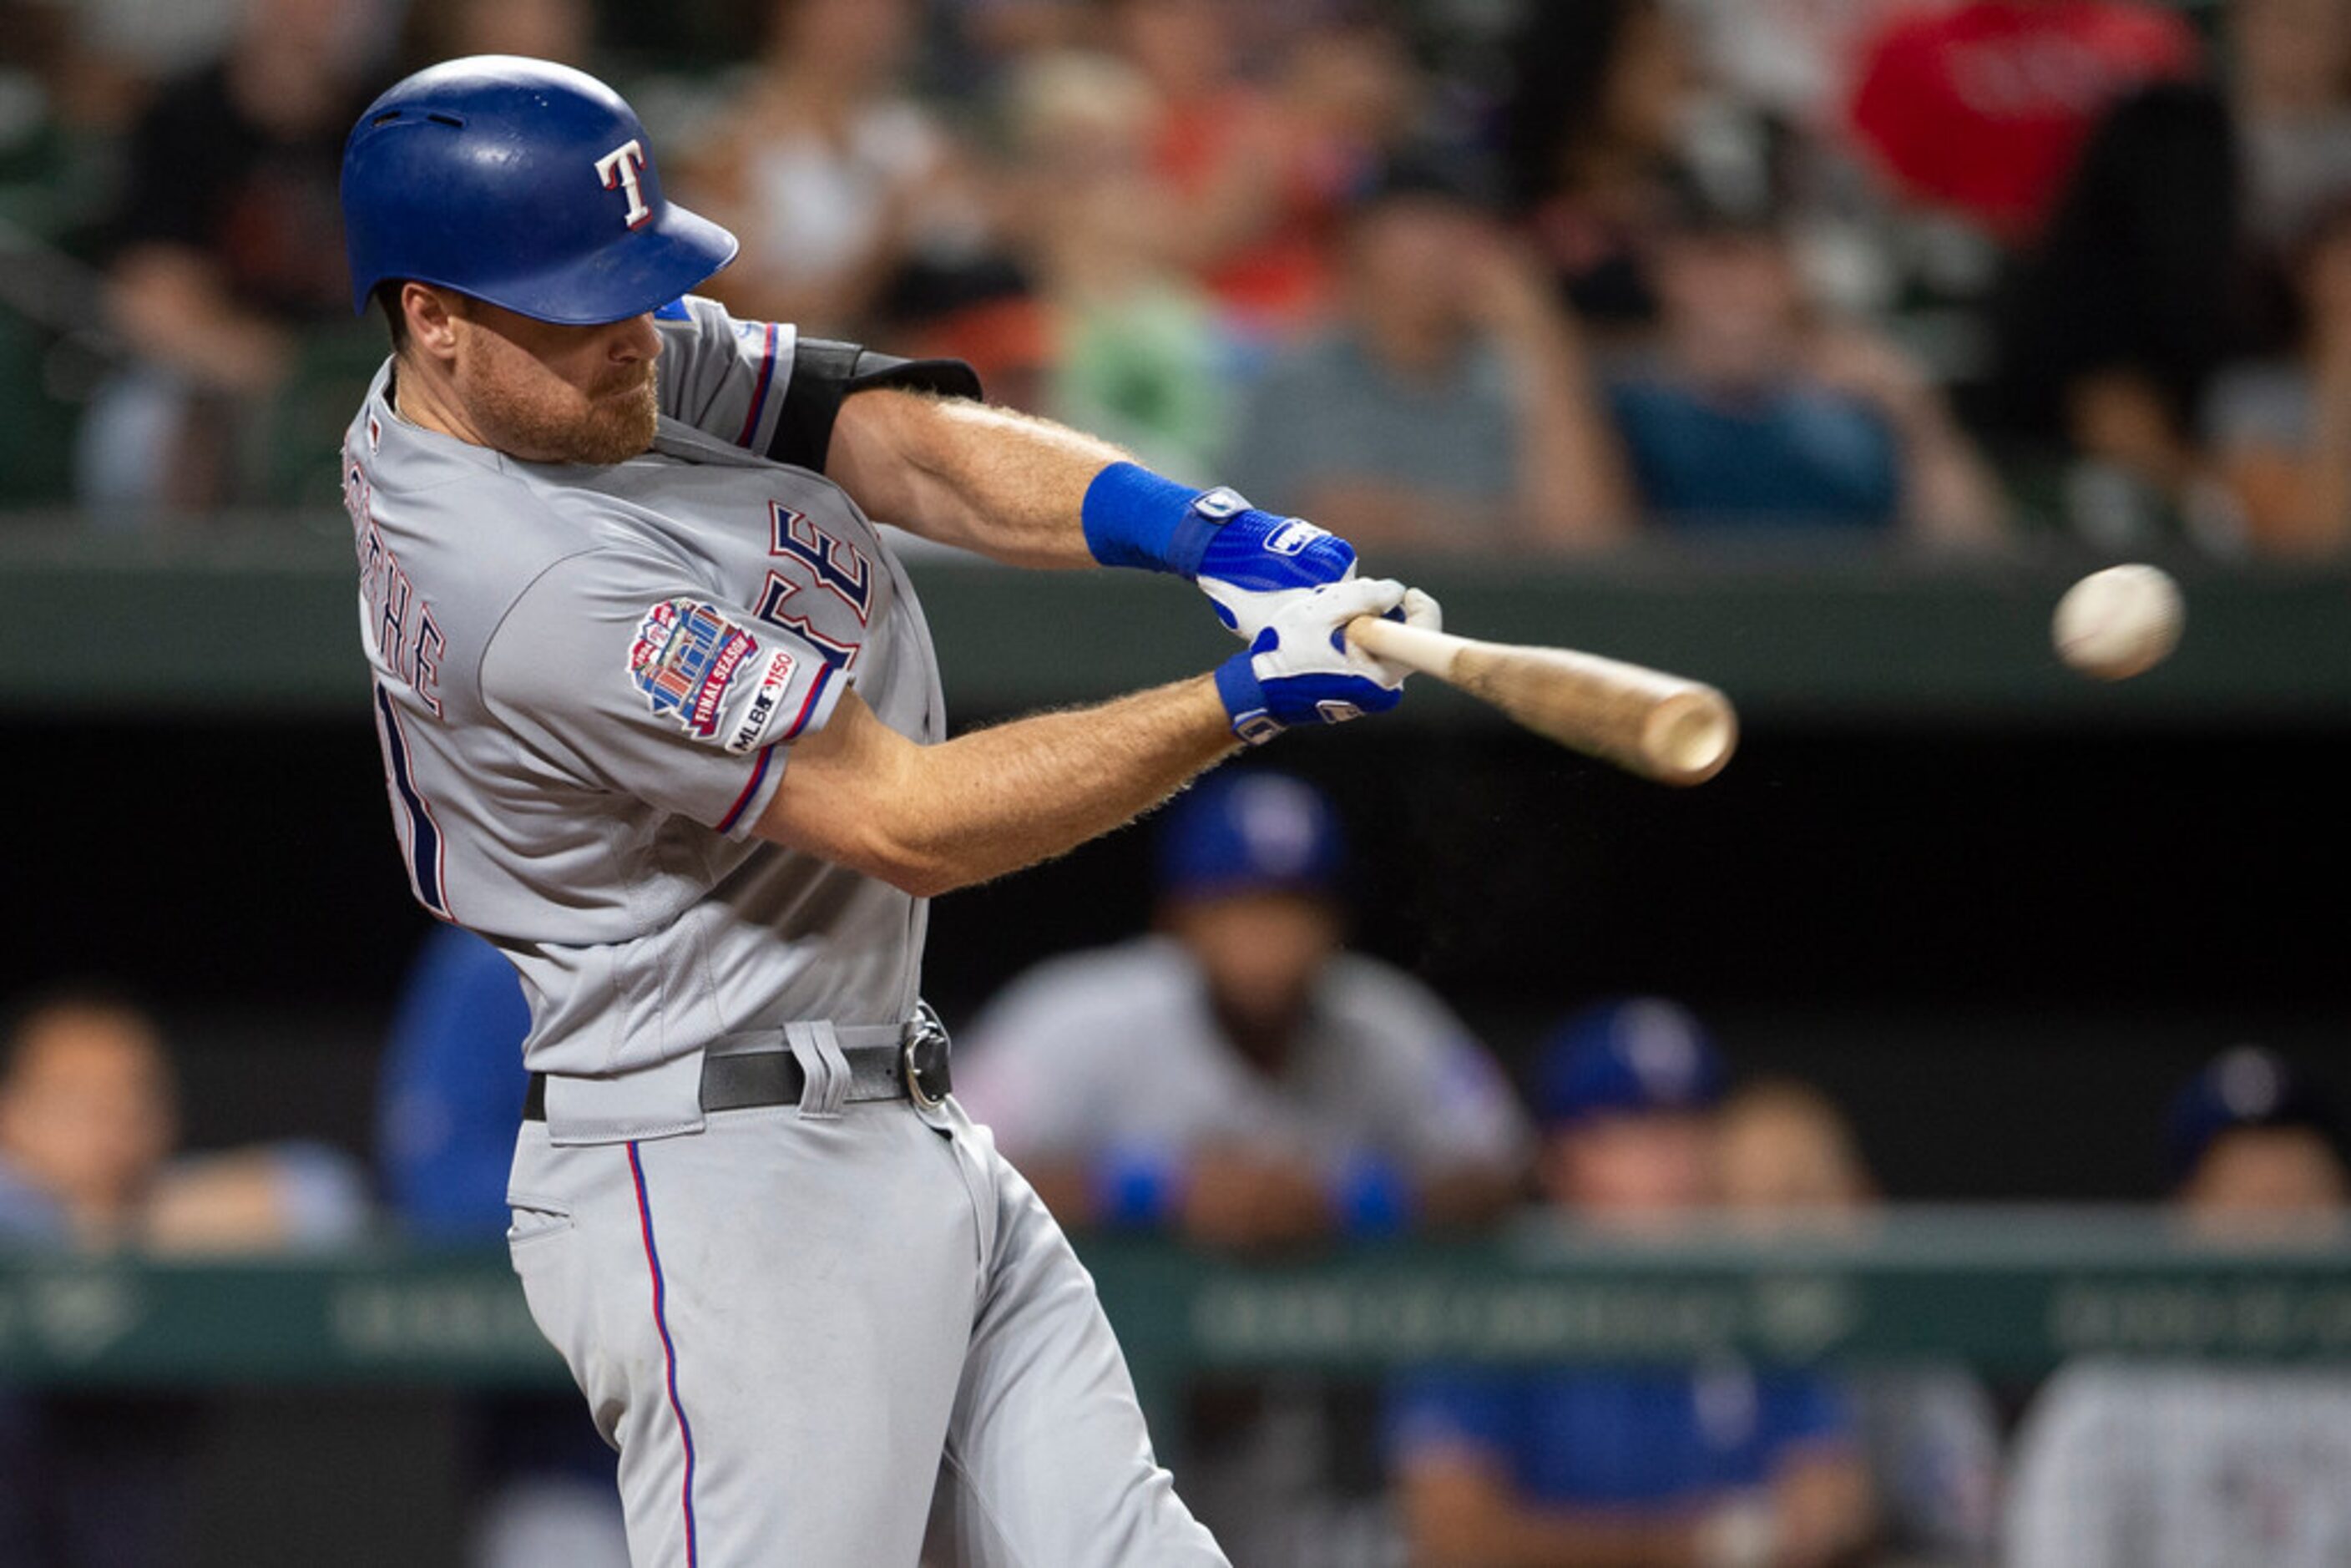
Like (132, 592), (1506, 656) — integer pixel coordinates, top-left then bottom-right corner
(1345, 615), (1737, 787)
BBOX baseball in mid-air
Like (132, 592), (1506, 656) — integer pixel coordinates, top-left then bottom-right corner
(2052, 564), (2184, 680)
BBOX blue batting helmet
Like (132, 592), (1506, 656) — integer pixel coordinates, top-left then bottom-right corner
(341, 55), (737, 326)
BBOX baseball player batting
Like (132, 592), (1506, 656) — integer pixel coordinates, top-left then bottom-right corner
(336, 56), (1439, 1567)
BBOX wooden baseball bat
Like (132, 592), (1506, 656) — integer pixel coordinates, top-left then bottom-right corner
(1345, 616), (1738, 787)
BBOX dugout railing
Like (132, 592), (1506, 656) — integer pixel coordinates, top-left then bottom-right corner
(3, 1209), (2346, 1411)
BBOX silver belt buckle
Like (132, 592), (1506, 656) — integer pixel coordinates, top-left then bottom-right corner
(901, 1002), (950, 1111)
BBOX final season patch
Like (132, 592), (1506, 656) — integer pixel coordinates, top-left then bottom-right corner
(629, 600), (761, 741)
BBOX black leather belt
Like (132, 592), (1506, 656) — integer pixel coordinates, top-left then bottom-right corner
(523, 1013), (952, 1121)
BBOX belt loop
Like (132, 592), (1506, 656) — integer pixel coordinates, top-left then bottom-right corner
(785, 1020), (851, 1120)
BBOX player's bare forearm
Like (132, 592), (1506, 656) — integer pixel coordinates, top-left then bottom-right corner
(754, 679), (1238, 897)
(827, 389), (1132, 568)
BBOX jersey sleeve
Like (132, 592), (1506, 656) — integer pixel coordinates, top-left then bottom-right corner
(1344, 962), (1535, 1181)
(481, 549), (846, 837)
(2004, 1366), (2131, 1568)
(655, 295), (982, 469)
(952, 964), (1120, 1163)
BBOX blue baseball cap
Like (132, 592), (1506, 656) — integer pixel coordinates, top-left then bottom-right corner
(1153, 771), (1347, 903)
(1533, 997), (1726, 1126)
(2164, 1045), (2343, 1184)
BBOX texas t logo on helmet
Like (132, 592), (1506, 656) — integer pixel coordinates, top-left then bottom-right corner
(595, 139), (652, 230)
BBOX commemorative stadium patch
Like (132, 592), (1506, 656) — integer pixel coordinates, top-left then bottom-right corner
(629, 600), (761, 741)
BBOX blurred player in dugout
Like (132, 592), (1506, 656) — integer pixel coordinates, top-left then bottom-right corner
(0, 989), (367, 1565)
(1717, 1080), (2003, 1565)
(2006, 1044), (2351, 1568)
(1386, 999), (1875, 1568)
(954, 769), (1532, 1565)
(956, 769), (1530, 1242)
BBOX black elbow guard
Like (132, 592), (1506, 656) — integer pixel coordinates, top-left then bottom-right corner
(767, 340), (984, 474)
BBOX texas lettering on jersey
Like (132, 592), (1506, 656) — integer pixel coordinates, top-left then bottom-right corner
(752, 503), (871, 671)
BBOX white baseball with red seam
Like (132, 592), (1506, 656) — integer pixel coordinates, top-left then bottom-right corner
(2052, 564), (2183, 681)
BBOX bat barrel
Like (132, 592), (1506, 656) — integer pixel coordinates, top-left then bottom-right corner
(1348, 615), (1738, 787)
(1639, 685), (1738, 787)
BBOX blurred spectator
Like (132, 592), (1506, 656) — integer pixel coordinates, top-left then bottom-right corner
(1694, 0), (1913, 133)
(956, 770), (1529, 1565)
(379, 925), (629, 1568)
(2224, 0), (2351, 260)
(53, 0), (245, 92)
(0, 986), (366, 1567)
(2202, 195), (2351, 555)
(1985, 77), (2243, 546)
(1388, 999), (1875, 1568)
(1845, 0), (2202, 245)
(1720, 1079), (2005, 1566)
(1221, 149), (1634, 549)
(2005, 1045), (2351, 1567)
(957, 768), (1529, 1246)
(397, 0), (594, 71)
(675, 0), (988, 337)
(1605, 179), (2009, 540)
(992, 49), (1230, 475)
(78, 0), (383, 512)
(1503, 0), (1703, 335)
(2000, 0), (2351, 553)
(1101, 0), (1375, 342)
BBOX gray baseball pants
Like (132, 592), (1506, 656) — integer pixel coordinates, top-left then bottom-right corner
(505, 1092), (1226, 1566)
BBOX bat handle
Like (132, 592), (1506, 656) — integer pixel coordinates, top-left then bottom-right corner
(1343, 614), (1460, 677)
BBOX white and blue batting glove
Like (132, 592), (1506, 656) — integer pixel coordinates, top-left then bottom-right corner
(1079, 463), (1360, 643)
(1212, 578), (1443, 746)
(1182, 488), (1360, 644)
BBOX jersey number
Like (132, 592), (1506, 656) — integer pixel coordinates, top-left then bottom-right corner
(374, 680), (453, 919)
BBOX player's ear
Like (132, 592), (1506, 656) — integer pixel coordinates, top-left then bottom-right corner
(401, 282), (466, 364)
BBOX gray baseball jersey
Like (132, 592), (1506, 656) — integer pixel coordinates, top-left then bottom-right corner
(346, 296), (1226, 1565)
(956, 935), (1532, 1183)
(2007, 1363), (2351, 1568)
(345, 297), (940, 1136)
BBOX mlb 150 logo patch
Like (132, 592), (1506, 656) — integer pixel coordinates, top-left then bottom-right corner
(726, 648), (801, 755)
(629, 599), (761, 740)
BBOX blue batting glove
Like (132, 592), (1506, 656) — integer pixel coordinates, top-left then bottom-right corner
(1213, 577), (1428, 746)
(1079, 463), (1359, 641)
(1180, 491), (1360, 642)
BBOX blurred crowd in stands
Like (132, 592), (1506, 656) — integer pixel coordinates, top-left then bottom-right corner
(1, 0), (2348, 555)
(3, 769), (2346, 1565)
